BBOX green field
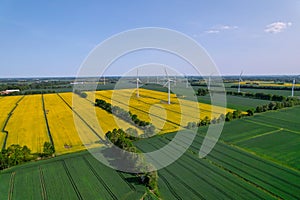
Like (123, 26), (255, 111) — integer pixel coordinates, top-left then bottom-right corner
(0, 151), (146, 200)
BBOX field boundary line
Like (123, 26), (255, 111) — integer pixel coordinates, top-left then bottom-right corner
(56, 93), (106, 144)
(61, 160), (83, 200)
(41, 94), (55, 147)
(233, 129), (282, 143)
(244, 118), (300, 135)
(1, 96), (24, 150)
(8, 172), (16, 200)
(39, 166), (48, 200)
(82, 156), (118, 200)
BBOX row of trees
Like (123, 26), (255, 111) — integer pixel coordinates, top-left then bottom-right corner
(105, 128), (159, 196)
(255, 97), (300, 113)
(0, 142), (55, 170)
(231, 84), (300, 91)
(95, 99), (156, 137)
(187, 97), (300, 129)
(227, 91), (286, 101)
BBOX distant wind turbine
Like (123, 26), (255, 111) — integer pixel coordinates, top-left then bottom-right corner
(163, 68), (174, 104)
(292, 78), (296, 97)
(238, 71), (243, 93)
(136, 69), (142, 98)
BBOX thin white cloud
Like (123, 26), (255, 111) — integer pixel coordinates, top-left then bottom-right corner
(264, 22), (292, 33)
(205, 30), (220, 34)
(205, 24), (238, 34)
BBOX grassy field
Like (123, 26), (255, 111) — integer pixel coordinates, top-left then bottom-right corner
(0, 151), (146, 200)
(134, 129), (300, 199)
(5, 95), (50, 153)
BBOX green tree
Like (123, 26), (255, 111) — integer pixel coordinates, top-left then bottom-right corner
(43, 142), (55, 156)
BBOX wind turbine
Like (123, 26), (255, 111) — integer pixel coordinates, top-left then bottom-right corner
(103, 76), (106, 85)
(136, 69), (142, 98)
(184, 73), (189, 88)
(163, 68), (174, 105)
(207, 72), (214, 90)
(292, 78), (296, 97)
(238, 71), (243, 93)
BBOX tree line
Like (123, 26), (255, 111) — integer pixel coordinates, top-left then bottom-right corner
(231, 84), (300, 91)
(0, 142), (55, 170)
(95, 99), (156, 137)
(227, 91), (287, 101)
(105, 128), (159, 197)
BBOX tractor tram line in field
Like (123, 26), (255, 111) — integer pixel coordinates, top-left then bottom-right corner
(108, 91), (201, 122)
(95, 92), (182, 128)
(143, 139), (265, 199)
(82, 156), (118, 200)
(160, 134), (300, 199)
(39, 166), (48, 200)
(7, 172), (16, 200)
(56, 93), (106, 144)
(146, 142), (237, 199)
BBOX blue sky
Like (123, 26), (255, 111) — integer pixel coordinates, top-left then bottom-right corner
(0, 0), (299, 77)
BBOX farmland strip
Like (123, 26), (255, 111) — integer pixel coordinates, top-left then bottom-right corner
(41, 94), (54, 146)
(117, 172), (136, 191)
(96, 92), (182, 127)
(147, 141), (257, 199)
(159, 175), (182, 200)
(82, 157), (118, 200)
(39, 166), (48, 200)
(1, 96), (24, 150)
(57, 93), (106, 144)
(8, 172), (16, 200)
(162, 135), (299, 198)
(61, 160), (83, 200)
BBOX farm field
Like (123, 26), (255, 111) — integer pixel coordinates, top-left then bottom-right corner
(0, 151), (146, 200)
(5, 95), (50, 153)
(0, 96), (23, 149)
(225, 86), (300, 97)
(60, 92), (142, 136)
(90, 88), (234, 134)
(43, 93), (99, 154)
(142, 84), (272, 111)
(134, 106), (300, 199)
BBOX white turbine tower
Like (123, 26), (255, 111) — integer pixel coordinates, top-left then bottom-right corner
(184, 73), (189, 88)
(238, 71), (243, 93)
(163, 68), (174, 105)
(136, 69), (142, 98)
(207, 72), (213, 90)
(292, 78), (296, 97)
(103, 76), (106, 85)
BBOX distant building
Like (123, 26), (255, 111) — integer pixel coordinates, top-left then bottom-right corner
(0, 89), (20, 95)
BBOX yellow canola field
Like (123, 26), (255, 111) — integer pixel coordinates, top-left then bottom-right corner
(239, 81), (300, 87)
(0, 96), (23, 148)
(92, 92), (179, 133)
(44, 93), (103, 155)
(5, 95), (49, 153)
(93, 89), (234, 134)
(61, 93), (143, 135)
